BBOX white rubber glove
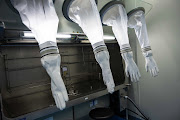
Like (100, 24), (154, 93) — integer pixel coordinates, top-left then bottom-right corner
(41, 54), (69, 110)
(93, 41), (115, 93)
(143, 50), (159, 77)
(68, 0), (115, 93)
(128, 8), (159, 77)
(100, 3), (141, 82)
(40, 41), (69, 110)
(12, 0), (69, 109)
(122, 51), (141, 82)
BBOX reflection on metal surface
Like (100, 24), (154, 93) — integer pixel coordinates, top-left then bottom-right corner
(0, 42), (125, 119)
(103, 35), (115, 40)
(22, 32), (115, 40)
(1, 30), (116, 44)
(23, 32), (72, 39)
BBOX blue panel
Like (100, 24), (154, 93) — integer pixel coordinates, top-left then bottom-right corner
(18, 118), (26, 120)
(110, 116), (126, 120)
(44, 117), (53, 120)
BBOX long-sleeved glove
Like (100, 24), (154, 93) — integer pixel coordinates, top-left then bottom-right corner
(67, 0), (115, 93)
(92, 41), (115, 93)
(12, 0), (69, 109)
(143, 50), (159, 77)
(121, 50), (141, 82)
(100, 2), (141, 82)
(128, 8), (159, 77)
(40, 41), (69, 110)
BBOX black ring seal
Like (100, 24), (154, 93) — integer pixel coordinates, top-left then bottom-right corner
(62, 0), (98, 22)
(100, 1), (125, 26)
(127, 7), (145, 18)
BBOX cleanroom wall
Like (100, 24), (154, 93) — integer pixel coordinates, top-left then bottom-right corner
(127, 0), (180, 120)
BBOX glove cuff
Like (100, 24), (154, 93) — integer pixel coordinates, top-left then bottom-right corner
(121, 51), (133, 60)
(92, 41), (105, 49)
(142, 47), (153, 58)
(92, 42), (110, 69)
(39, 41), (59, 58)
(142, 46), (152, 53)
(92, 41), (108, 54)
(120, 44), (132, 54)
(143, 50), (153, 58)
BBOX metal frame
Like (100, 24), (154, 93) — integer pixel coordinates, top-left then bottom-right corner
(0, 41), (126, 120)
(0, 84), (126, 120)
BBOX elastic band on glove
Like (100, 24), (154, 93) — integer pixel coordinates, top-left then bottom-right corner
(39, 41), (59, 58)
(93, 41), (108, 54)
(142, 50), (153, 58)
(92, 41), (115, 94)
(142, 46), (152, 53)
(120, 44), (132, 54)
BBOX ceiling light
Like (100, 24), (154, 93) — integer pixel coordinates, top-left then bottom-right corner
(23, 32), (71, 39)
(103, 35), (115, 40)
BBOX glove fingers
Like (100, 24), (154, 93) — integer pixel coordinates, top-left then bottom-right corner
(138, 70), (141, 78)
(135, 73), (140, 82)
(54, 79), (69, 103)
(152, 69), (155, 77)
(54, 94), (62, 110)
(105, 80), (115, 94)
(62, 90), (69, 102)
(133, 73), (137, 82)
(106, 72), (115, 87)
(150, 69), (153, 77)
(51, 81), (68, 109)
(106, 82), (114, 94)
(102, 69), (115, 93)
(110, 80), (115, 88)
(155, 66), (159, 73)
(109, 74), (115, 88)
(137, 71), (141, 78)
(57, 93), (66, 110)
(125, 68), (129, 77)
(153, 68), (158, 77)
(130, 73), (134, 82)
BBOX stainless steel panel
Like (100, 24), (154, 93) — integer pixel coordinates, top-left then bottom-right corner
(0, 42), (125, 119)
(0, 85), (126, 120)
(0, 0), (26, 30)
